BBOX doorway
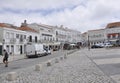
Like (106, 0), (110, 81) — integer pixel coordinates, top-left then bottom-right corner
(20, 45), (22, 54)
(0, 45), (2, 55)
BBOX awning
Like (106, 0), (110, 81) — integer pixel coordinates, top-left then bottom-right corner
(43, 42), (61, 46)
(70, 44), (76, 46)
(52, 42), (61, 45)
(109, 39), (118, 42)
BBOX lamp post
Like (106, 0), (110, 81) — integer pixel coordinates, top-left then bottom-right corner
(88, 35), (90, 51)
(2, 39), (5, 55)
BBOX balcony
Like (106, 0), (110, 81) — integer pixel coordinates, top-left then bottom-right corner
(10, 38), (16, 44)
(19, 38), (24, 43)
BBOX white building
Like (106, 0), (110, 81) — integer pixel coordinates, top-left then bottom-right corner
(0, 20), (82, 55)
(83, 22), (120, 46)
(87, 29), (107, 45)
(0, 23), (27, 55)
(53, 25), (82, 44)
(53, 25), (67, 43)
(28, 23), (82, 49)
(66, 29), (82, 43)
(105, 22), (120, 45)
(27, 23), (57, 49)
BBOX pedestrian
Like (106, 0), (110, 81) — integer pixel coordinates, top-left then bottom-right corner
(3, 49), (9, 67)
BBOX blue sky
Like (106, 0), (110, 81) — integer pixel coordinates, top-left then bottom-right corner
(0, 0), (120, 33)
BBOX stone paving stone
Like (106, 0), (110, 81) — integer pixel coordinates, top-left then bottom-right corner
(0, 50), (115, 83)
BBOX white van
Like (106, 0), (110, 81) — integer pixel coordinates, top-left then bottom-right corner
(26, 43), (46, 58)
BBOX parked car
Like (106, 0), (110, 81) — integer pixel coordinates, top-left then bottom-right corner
(53, 48), (59, 51)
(91, 44), (103, 48)
(46, 50), (51, 55)
(98, 43), (105, 47)
(104, 43), (113, 47)
(44, 47), (51, 55)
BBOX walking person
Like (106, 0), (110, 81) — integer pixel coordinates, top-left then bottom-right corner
(3, 49), (9, 67)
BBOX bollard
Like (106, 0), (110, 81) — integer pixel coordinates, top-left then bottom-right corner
(47, 60), (52, 66)
(6, 72), (17, 81)
(35, 64), (42, 71)
(60, 56), (63, 60)
(64, 54), (67, 59)
(55, 58), (59, 63)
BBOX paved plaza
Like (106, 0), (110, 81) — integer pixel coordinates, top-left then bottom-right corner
(83, 48), (120, 83)
(0, 54), (26, 64)
(0, 49), (115, 83)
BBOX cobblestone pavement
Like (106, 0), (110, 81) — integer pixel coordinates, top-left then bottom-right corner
(82, 48), (120, 83)
(0, 50), (115, 83)
(0, 54), (26, 64)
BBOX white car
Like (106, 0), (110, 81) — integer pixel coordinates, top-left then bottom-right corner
(95, 43), (104, 47)
(104, 43), (113, 47)
(44, 48), (51, 55)
(46, 50), (51, 55)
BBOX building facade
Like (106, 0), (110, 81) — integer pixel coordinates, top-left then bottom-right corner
(87, 29), (106, 45)
(0, 23), (27, 55)
(105, 22), (120, 45)
(0, 21), (82, 55)
(82, 22), (120, 47)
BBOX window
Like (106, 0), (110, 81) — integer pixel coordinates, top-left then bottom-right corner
(6, 45), (10, 53)
(44, 37), (46, 40)
(29, 36), (32, 42)
(35, 36), (37, 43)
(16, 34), (19, 38)
(108, 35), (110, 39)
(50, 38), (52, 41)
(24, 35), (26, 39)
(47, 37), (49, 41)
(112, 35), (115, 38)
(10, 33), (14, 39)
(6, 32), (10, 39)
(53, 38), (54, 41)
(56, 31), (58, 35)
(16, 45), (20, 52)
(110, 35), (113, 39)
(20, 35), (23, 42)
(116, 34), (118, 38)
(11, 45), (14, 53)
(56, 38), (58, 41)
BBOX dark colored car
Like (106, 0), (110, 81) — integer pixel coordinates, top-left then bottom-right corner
(91, 45), (103, 48)
(53, 48), (59, 51)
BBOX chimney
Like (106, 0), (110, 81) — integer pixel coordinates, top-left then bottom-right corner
(21, 20), (27, 27)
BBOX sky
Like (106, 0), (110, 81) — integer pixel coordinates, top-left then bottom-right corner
(0, 0), (120, 33)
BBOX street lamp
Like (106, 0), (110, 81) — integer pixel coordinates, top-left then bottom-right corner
(2, 39), (5, 55)
(88, 35), (90, 51)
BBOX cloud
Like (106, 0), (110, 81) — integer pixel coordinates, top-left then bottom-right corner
(0, 0), (120, 33)
(0, 0), (81, 10)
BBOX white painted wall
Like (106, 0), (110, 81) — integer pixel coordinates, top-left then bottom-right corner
(3, 28), (27, 55)
(105, 27), (120, 34)
(88, 29), (107, 45)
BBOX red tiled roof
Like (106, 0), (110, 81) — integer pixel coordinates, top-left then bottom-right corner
(0, 23), (6, 27)
(106, 22), (120, 28)
(82, 32), (87, 34)
(18, 26), (38, 33)
(88, 29), (104, 32)
(0, 23), (17, 29)
(107, 33), (119, 36)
